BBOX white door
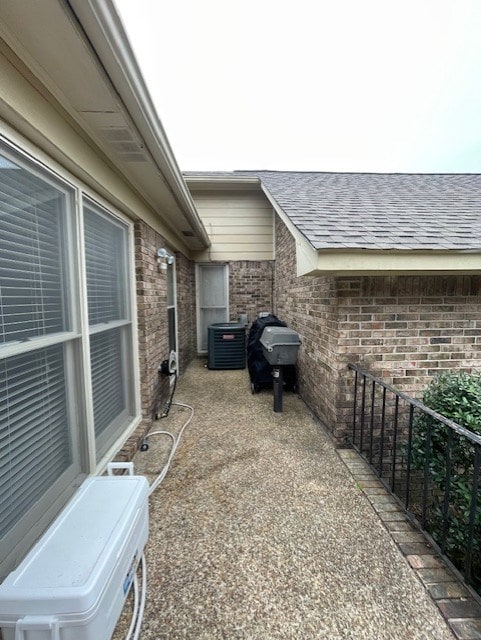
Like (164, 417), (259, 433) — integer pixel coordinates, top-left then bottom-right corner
(196, 264), (229, 352)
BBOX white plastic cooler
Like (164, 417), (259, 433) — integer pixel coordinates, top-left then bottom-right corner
(0, 475), (149, 640)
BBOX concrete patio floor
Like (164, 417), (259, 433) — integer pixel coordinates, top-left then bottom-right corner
(113, 359), (460, 639)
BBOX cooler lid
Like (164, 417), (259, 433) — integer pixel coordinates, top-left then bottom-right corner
(0, 476), (148, 616)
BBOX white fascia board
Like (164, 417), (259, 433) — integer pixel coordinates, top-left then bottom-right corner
(311, 250), (481, 276)
(186, 176), (261, 191)
(67, 0), (210, 249)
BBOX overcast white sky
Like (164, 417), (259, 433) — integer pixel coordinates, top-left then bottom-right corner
(115, 0), (481, 173)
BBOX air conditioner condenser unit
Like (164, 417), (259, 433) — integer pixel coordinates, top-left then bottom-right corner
(0, 475), (149, 640)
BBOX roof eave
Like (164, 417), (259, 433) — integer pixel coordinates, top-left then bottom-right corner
(299, 248), (481, 277)
(66, 0), (210, 250)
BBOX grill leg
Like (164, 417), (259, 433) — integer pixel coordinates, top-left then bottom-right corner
(273, 366), (283, 413)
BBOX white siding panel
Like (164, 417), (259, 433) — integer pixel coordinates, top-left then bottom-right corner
(208, 241), (273, 252)
(207, 237), (271, 249)
(191, 190), (274, 261)
(194, 193), (270, 209)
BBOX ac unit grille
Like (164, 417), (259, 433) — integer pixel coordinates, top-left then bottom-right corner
(207, 324), (246, 370)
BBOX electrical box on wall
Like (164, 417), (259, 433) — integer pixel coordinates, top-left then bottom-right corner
(0, 475), (149, 640)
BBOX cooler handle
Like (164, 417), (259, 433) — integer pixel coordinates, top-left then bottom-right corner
(15, 615), (60, 640)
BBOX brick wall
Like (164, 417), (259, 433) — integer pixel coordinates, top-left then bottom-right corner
(336, 275), (481, 436)
(274, 217), (340, 431)
(134, 220), (196, 420)
(134, 220), (169, 419)
(274, 215), (481, 441)
(176, 251), (197, 371)
(228, 260), (274, 323)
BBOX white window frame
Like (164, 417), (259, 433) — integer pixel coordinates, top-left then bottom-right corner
(166, 253), (179, 369)
(81, 195), (137, 463)
(0, 128), (141, 577)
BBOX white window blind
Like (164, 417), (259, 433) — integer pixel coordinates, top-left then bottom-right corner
(84, 206), (126, 325)
(0, 345), (71, 538)
(0, 145), (77, 571)
(83, 199), (131, 456)
(0, 156), (68, 343)
(90, 328), (125, 437)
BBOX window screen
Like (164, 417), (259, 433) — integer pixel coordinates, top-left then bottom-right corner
(0, 154), (69, 343)
(0, 345), (71, 538)
(90, 328), (126, 438)
(0, 145), (78, 575)
(167, 260), (176, 352)
(84, 206), (126, 325)
(83, 199), (131, 456)
(197, 264), (228, 352)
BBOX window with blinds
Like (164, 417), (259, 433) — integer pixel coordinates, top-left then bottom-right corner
(167, 259), (176, 353)
(83, 199), (132, 459)
(0, 156), (69, 343)
(84, 205), (126, 326)
(0, 345), (71, 539)
(90, 328), (126, 438)
(0, 140), (136, 577)
(0, 143), (80, 578)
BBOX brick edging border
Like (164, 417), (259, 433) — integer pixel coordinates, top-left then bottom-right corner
(338, 448), (481, 640)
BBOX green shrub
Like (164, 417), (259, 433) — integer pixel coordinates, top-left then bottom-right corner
(410, 371), (481, 590)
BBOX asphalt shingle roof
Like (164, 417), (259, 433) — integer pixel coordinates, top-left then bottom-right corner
(186, 171), (481, 252)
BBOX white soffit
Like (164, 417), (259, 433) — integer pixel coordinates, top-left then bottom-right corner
(0, 0), (209, 251)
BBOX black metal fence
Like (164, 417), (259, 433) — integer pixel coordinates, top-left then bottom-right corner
(348, 363), (481, 594)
